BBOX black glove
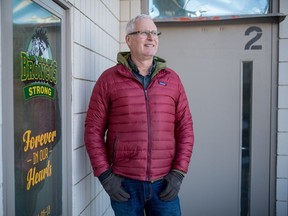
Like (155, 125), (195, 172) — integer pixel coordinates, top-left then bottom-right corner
(99, 169), (130, 202)
(159, 171), (184, 201)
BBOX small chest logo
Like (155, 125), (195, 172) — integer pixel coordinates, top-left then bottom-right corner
(158, 81), (167, 86)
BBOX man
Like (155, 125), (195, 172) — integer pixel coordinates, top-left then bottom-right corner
(84, 14), (194, 216)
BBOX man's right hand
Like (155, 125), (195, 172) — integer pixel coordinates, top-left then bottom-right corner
(99, 170), (130, 202)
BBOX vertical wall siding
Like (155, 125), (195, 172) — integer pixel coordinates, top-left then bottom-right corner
(277, 1), (288, 215)
(68, 0), (120, 215)
(120, 0), (141, 52)
(70, 0), (141, 215)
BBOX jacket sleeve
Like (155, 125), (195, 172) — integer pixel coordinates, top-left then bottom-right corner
(173, 75), (194, 173)
(84, 75), (110, 177)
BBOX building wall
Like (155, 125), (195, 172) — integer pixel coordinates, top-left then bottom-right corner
(70, 0), (140, 215)
(277, 1), (288, 215)
(68, 0), (120, 215)
(0, 0), (287, 216)
(71, 1), (141, 215)
(120, 0), (141, 51)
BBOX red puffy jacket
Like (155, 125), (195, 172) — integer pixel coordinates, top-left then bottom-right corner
(84, 52), (194, 181)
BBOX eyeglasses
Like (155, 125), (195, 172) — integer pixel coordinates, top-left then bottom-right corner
(128, 30), (161, 38)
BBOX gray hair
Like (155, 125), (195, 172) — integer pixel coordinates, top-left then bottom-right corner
(126, 14), (153, 35)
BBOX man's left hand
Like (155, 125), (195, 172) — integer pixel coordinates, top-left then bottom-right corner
(159, 171), (184, 201)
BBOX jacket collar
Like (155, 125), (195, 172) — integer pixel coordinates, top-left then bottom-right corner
(117, 52), (167, 78)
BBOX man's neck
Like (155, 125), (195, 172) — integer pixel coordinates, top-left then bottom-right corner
(131, 56), (153, 76)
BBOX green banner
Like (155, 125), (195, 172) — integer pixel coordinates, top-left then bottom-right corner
(23, 83), (55, 100)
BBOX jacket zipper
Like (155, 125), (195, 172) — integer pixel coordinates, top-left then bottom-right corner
(125, 70), (163, 181)
(144, 89), (151, 181)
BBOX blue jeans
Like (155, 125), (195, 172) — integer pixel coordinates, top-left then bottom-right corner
(111, 178), (181, 216)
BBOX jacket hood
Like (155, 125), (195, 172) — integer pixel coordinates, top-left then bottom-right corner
(117, 52), (167, 76)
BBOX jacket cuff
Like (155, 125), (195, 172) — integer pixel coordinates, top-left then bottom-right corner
(98, 169), (112, 182)
(171, 169), (185, 177)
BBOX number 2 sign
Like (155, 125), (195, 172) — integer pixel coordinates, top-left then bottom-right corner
(245, 26), (263, 50)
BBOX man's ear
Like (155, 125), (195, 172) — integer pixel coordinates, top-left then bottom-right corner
(125, 35), (131, 46)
